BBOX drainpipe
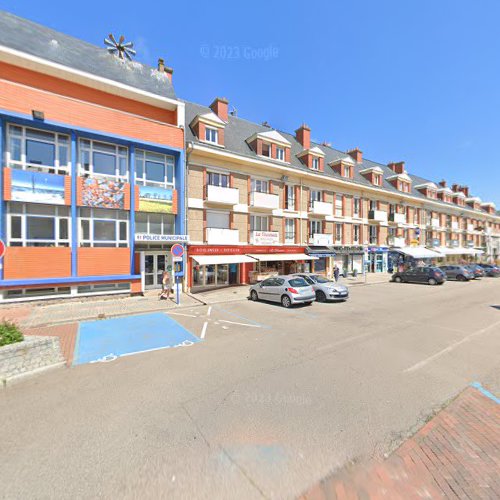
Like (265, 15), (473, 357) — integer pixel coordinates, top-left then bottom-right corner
(184, 142), (194, 292)
(300, 179), (304, 246)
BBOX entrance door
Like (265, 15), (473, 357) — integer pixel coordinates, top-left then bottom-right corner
(228, 263), (239, 285)
(144, 253), (168, 289)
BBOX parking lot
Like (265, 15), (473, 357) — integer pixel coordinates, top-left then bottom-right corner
(1, 277), (499, 499)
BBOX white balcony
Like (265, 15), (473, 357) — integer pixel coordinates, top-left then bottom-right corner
(389, 213), (406, 224)
(250, 230), (279, 245)
(206, 185), (239, 205)
(310, 200), (333, 216)
(249, 191), (280, 210)
(206, 228), (239, 245)
(451, 221), (459, 230)
(368, 210), (388, 223)
(467, 224), (474, 232)
(430, 218), (440, 228)
(310, 233), (333, 246)
(388, 236), (406, 247)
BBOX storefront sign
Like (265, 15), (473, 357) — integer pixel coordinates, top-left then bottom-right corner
(82, 177), (125, 209)
(137, 185), (173, 213)
(332, 245), (365, 254)
(188, 245), (306, 255)
(251, 231), (279, 245)
(12, 170), (65, 205)
(135, 234), (189, 242)
(367, 246), (389, 253)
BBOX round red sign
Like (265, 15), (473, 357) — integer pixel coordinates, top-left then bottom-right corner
(0, 239), (5, 259)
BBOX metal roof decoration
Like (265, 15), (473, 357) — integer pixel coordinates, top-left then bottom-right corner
(104, 33), (136, 60)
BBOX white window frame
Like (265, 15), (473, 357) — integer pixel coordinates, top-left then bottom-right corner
(79, 139), (129, 181)
(353, 224), (360, 244)
(285, 218), (295, 244)
(373, 175), (381, 186)
(135, 149), (175, 188)
(369, 225), (378, 244)
(335, 195), (344, 217)
(335, 224), (343, 244)
(276, 147), (285, 161)
(7, 202), (71, 247)
(344, 165), (352, 178)
(207, 171), (230, 188)
(353, 198), (360, 218)
(310, 219), (322, 236)
(310, 189), (321, 208)
(250, 215), (269, 232)
(205, 127), (219, 144)
(251, 178), (269, 193)
(6, 124), (70, 175)
(311, 157), (320, 170)
(135, 212), (175, 236)
(285, 185), (295, 210)
(79, 208), (129, 247)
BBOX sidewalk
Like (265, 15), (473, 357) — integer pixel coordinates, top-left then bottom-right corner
(300, 383), (500, 499)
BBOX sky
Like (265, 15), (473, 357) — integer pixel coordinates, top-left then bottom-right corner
(1, 0), (499, 206)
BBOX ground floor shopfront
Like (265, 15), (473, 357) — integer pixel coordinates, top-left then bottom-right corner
(366, 246), (390, 273)
(187, 245), (316, 292)
(306, 246), (365, 278)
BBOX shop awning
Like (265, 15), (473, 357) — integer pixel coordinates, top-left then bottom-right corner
(392, 246), (442, 259)
(191, 255), (257, 265)
(246, 253), (318, 262)
(306, 246), (336, 257)
(434, 247), (482, 256)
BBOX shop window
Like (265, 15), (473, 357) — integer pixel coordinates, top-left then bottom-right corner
(7, 124), (69, 174)
(79, 139), (128, 180)
(207, 172), (229, 188)
(285, 219), (295, 244)
(250, 215), (269, 231)
(135, 213), (174, 235)
(7, 202), (70, 247)
(251, 179), (269, 193)
(135, 150), (174, 188)
(79, 208), (129, 247)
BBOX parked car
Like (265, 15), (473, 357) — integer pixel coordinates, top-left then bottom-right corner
(439, 265), (474, 281)
(249, 275), (315, 308)
(463, 264), (484, 279)
(292, 273), (349, 302)
(477, 263), (500, 277)
(392, 266), (446, 285)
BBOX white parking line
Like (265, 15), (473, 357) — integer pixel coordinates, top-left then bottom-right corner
(166, 312), (197, 318)
(207, 306), (212, 316)
(218, 319), (261, 328)
(404, 319), (500, 373)
(201, 321), (208, 339)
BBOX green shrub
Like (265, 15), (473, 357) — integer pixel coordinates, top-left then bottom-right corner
(0, 321), (24, 347)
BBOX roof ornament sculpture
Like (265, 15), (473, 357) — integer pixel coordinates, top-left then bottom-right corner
(104, 33), (136, 61)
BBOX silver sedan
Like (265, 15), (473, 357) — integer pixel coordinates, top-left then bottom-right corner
(249, 275), (316, 308)
(292, 273), (349, 302)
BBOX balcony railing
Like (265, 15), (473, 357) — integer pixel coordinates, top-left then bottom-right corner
(309, 200), (333, 216)
(309, 233), (333, 246)
(467, 224), (474, 232)
(388, 213), (406, 224)
(429, 218), (440, 228)
(206, 228), (239, 245)
(206, 185), (239, 205)
(368, 210), (388, 223)
(249, 191), (279, 210)
(387, 236), (406, 247)
(451, 221), (459, 230)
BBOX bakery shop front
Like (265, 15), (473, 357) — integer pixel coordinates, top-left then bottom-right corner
(187, 245), (316, 292)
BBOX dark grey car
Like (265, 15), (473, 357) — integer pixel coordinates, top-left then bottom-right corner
(440, 265), (474, 281)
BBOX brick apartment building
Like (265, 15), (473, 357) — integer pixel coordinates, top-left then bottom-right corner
(0, 11), (186, 301)
(185, 98), (499, 291)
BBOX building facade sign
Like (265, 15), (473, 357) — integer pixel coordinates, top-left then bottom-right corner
(135, 234), (189, 243)
(251, 231), (279, 245)
(331, 245), (365, 255)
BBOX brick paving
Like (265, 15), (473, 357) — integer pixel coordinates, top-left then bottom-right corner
(23, 323), (78, 366)
(300, 386), (500, 499)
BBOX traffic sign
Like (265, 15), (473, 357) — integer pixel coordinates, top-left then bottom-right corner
(171, 244), (184, 258)
(0, 239), (5, 259)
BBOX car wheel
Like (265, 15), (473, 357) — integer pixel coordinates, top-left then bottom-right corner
(457, 275), (465, 281)
(250, 290), (259, 302)
(281, 295), (292, 308)
(428, 278), (437, 285)
(316, 290), (326, 302)
(305, 301), (313, 306)
(394, 276), (402, 283)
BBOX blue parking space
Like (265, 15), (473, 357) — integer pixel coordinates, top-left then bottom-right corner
(74, 313), (201, 365)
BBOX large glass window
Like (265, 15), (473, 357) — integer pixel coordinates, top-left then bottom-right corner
(135, 150), (175, 188)
(7, 202), (70, 247)
(79, 139), (128, 180)
(79, 208), (128, 247)
(207, 172), (229, 187)
(135, 213), (175, 235)
(250, 215), (269, 231)
(251, 179), (269, 193)
(7, 124), (69, 174)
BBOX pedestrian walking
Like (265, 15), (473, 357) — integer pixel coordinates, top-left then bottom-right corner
(333, 264), (340, 282)
(159, 270), (171, 301)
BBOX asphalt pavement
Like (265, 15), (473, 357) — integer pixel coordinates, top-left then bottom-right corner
(1, 278), (499, 499)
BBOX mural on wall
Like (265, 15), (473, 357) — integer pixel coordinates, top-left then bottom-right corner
(138, 185), (173, 213)
(11, 169), (65, 205)
(82, 178), (125, 209)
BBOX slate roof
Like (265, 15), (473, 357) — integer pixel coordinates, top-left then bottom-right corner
(0, 10), (177, 100)
(185, 101), (494, 215)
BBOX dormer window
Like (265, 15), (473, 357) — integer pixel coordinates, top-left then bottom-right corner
(312, 157), (320, 170)
(276, 147), (285, 161)
(205, 127), (219, 144)
(401, 182), (411, 193)
(344, 165), (352, 178)
(373, 175), (381, 186)
(261, 142), (271, 157)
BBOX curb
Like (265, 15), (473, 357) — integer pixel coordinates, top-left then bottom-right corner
(1, 361), (66, 389)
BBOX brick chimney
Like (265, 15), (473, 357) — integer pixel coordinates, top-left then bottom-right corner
(210, 97), (229, 122)
(295, 124), (311, 150)
(459, 185), (470, 197)
(157, 58), (173, 82)
(388, 161), (405, 174)
(438, 180), (447, 188)
(451, 183), (460, 193)
(347, 147), (363, 163)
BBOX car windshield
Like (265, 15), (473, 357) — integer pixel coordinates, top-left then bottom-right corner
(288, 278), (309, 287)
(312, 275), (332, 284)
(301, 276), (316, 285)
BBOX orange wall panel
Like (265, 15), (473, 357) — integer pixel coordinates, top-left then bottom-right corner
(77, 248), (130, 276)
(4, 247), (71, 280)
(64, 175), (72, 205)
(172, 189), (178, 215)
(123, 183), (131, 210)
(0, 71), (184, 150)
(3, 168), (12, 200)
